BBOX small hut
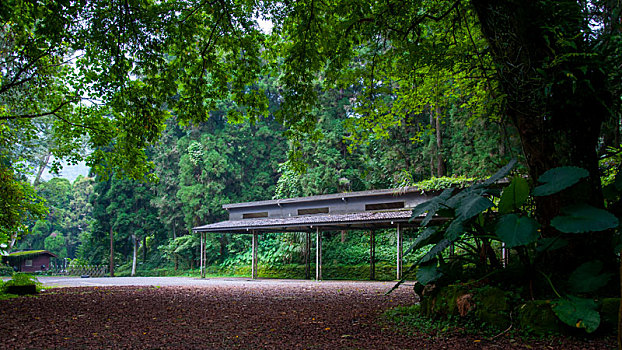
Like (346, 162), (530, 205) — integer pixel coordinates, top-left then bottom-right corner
(3, 250), (58, 273)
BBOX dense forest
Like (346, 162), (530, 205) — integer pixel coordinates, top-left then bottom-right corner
(13, 78), (509, 277)
(1, 0), (621, 339)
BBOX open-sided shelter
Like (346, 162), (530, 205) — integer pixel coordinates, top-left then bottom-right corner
(193, 187), (438, 280)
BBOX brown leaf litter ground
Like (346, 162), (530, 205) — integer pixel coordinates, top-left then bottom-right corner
(0, 281), (615, 349)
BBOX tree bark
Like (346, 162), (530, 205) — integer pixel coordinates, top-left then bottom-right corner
(470, 0), (615, 276)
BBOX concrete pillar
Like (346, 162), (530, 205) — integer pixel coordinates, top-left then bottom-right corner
(251, 231), (258, 279)
(316, 227), (322, 281)
(396, 224), (403, 280)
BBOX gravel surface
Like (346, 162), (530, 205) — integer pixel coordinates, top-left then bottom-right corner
(0, 278), (616, 349)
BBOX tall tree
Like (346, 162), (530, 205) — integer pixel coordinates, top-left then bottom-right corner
(266, 0), (621, 275)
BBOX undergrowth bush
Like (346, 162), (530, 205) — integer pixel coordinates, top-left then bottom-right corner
(1, 273), (42, 295)
(0, 263), (13, 276)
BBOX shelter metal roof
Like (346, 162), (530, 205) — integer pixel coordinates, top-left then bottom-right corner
(222, 186), (424, 209)
(193, 209), (428, 233)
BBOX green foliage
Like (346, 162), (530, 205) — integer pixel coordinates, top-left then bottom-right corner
(0, 163), (48, 249)
(4, 272), (38, 287)
(416, 264), (443, 285)
(495, 214), (540, 248)
(44, 232), (66, 257)
(0, 263), (13, 276)
(550, 204), (619, 233)
(413, 177), (478, 192)
(400, 161), (619, 334)
(552, 296), (600, 333)
(567, 261), (613, 294)
(498, 177), (530, 214)
(532, 167), (589, 197)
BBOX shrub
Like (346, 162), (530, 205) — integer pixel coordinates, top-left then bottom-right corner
(0, 263), (14, 276)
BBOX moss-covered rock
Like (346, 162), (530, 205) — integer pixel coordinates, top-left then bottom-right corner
(420, 284), (468, 317)
(473, 286), (511, 329)
(517, 300), (564, 335)
(419, 284), (511, 330)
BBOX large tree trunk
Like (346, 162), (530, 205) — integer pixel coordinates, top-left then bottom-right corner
(470, 0), (615, 276)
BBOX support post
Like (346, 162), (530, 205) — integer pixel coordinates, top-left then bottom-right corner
(305, 232), (311, 280)
(316, 227), (322, 281)
(205, 232), (208, 278)
(370, 231), (376, 280)
(251, 231), (258, 279)
(200, 231), (205, 278)
(396, 224), (403, 280)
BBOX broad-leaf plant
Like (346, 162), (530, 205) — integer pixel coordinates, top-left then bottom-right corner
(393, 159), (619, 334)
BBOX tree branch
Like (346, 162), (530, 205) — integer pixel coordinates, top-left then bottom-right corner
(0, 100), (75, 121)
(179, 0), (219, 24)
(0, 49), (52, 95)
(0, 99), (107, 134)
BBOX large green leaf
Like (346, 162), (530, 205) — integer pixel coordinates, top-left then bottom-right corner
(446, 187), (486, 209)
(535, 237), (568, 253)
(532, 167), (589, 196)
(552, 296), (600, 333)
(495, 214), (540, 248)
(550, 204), (619, 233)
(498, 177), (529, 214)
(410, 188), (453, 225)
(455, 194), (494, 220)
(419, 238), (451, 264)
(404, 227), (440, 256)
(481, 158), (517, 187)
(568, 260), (613, 293)
(416, 263), (443, 285)
(444, 219), (464, 241)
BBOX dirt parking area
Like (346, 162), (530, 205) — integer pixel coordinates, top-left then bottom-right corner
(0, 278), (615, 349)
